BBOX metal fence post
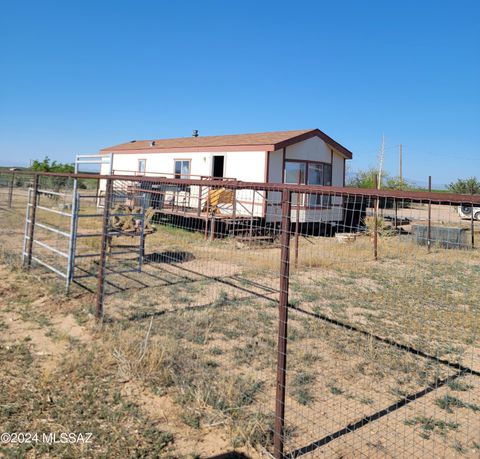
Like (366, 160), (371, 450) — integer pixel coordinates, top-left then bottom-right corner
(373, 176), (378, 261)
(197, 184), (203, 217)
(274, 188), (292, 459)
(26, 174), (39, 268)
(204, 189), (210, 240)
(66, 177), (79, 292)
(96, 178), (113, 319)
(8, 173), (14, 208)
(294, 171), (301, 268)
(470, 200), (475, 249)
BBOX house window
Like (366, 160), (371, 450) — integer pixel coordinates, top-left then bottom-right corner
(284, 160), (333, 207)
(174, 160), (191, 179)
(284, 161), (306, 184)
(137, 159), (146, 174)
(307, 163), (332, 206)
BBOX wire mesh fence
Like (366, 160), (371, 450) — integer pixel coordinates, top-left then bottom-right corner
(0, 170), (479, 458)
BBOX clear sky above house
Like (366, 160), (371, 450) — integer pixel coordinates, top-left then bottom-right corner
(0, 0), (478, 186)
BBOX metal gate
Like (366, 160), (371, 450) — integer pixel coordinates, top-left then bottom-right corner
(70, 189), (147, 290)
(22, 184), (74, 281)
(21, 154), (148, 293)
(22, 183), (147, 292)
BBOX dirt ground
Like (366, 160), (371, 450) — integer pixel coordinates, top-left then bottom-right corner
(0, 262), (266, 458)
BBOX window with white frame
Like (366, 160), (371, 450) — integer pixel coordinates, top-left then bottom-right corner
(174, 160), (190, 179)
(137, 159), (146, 174)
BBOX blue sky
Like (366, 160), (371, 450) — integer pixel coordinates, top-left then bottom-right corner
(0, 0), (478, 185)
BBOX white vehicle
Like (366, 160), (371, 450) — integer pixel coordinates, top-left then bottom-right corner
(458, 205), (480, 221)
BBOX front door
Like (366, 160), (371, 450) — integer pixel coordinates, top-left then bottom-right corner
(212, 155), (225, 178)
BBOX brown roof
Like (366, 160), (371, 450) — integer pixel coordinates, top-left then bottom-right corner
(101, 129), (353, 158)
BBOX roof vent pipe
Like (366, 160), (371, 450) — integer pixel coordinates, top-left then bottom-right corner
(150, 141), (156, 147)
(192, 130), (199, 137)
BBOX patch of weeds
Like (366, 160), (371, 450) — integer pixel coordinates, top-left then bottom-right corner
(288, 326), (305, 342)
(436, 394), (480, 413)
(447, 379), (474, 392)
(73, 306), (92, 325)
(231, 411), (275, 448)
(180, 410), (201, 429)
(213, 290), (229, 307)
(405, 416), (459, 439)
(291, 372), (315, 406)
(465, 335), (475, 345)
(300, 351), (320, 365)
(231, 411), (295, 450)
(452, 440), (466, 454)
(359, 396), (374, 405)
(222, 328), (242, 340)
(233, 342), (257, 366)
(256, 310), (273, 326)
(327, 382), (344, 396)
(44, 327), (59, 339)
(209, 346), (223, 355)
(178, 372), (264, 421)
(184, 315), (214, 345)
(301, 290), (318, 303)
(441, 344), (464, 356)
(167, 285), (191, 305)
(389, 386), (408, 398)
(204, 359), (219, 368)
(288, 298), (300, 308)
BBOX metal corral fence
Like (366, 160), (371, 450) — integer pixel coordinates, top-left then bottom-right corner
(0, 170), (479, 458)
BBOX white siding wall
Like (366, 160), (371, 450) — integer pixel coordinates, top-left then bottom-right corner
(331, 152), (345, 206)
(332, 152), (345, 187)
(285, 136), (332, 163)
(224, 151), (266, 182)
(106, 150), (266, 182)
(267, 149), (283, 183)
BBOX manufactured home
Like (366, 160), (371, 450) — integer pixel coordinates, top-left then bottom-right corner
(99, 129), (353, 229)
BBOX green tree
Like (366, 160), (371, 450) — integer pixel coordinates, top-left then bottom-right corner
(348, 168), (413, 190)
(384, 176), (415, 191)
(347, 168), (380, 189)
(447, 177), (480, 195)
(31, 156), (75, 191)
(31, 156), (74, 173)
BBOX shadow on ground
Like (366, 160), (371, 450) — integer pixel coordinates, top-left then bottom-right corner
(206, 453), (251, 459)
(144, 251), (194, 264)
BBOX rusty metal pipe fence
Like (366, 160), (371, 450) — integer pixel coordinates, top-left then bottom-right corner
(1, 170), (479, 458)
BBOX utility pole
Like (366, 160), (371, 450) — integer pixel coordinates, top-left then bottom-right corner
(377, 134), (385, 190)
(399, 144), (403, 182)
